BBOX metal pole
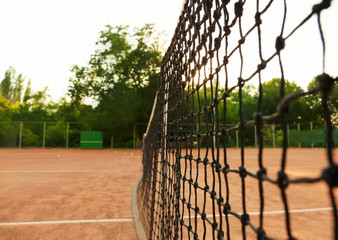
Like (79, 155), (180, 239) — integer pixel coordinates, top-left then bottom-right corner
(254, 126), (257, 148)
(236, 130), (239, 148)
(19, 122), (23, 149)
(287, 124), (289, 146)
(43, 122), (46, 149)
(298, 123), (301, 148)
(66, 122), (69, 149)
(310, 122), (314, 148)
(272, 124), (275, 148)
(133, 124), (136, 149)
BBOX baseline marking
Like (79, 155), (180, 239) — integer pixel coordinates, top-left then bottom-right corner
(0, 170), (119, 173)
(0, 218), (134, 226)
(184, 207), (334, 219)
(0, 208), (332, 226)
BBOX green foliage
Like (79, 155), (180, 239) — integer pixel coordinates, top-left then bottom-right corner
(68, 24), (162, 147)
(22, 128), (39, 147)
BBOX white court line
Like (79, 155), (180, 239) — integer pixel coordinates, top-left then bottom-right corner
(183, 207), (334, 219)
(0, 218), (134, 226)
(0, 208), (333, 226)
(0, 170), (117, 173)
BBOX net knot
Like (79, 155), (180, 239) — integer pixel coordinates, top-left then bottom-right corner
(238, 77), (245, 87)
(312, 0), (331, 14)
(205, 0), (213, 11)
(203, 157), (209, 165)
(234, 1), (243, 17)
(255, 12), (262, 25)
(212, 222), (218, 230)
(180, 219), (184, 226)
(257, 61), (266, 71)
(213, 9), (222, 20)
(223, 25), (231, 36)
(239, 166), (247, 178)
(194, 233), (199, 240)
(238, 37), (245, 45)
(217, 197), (224, 205)
(194, 182), (199, 189)
(204, 185), (210, 191)
(322, 165), (338, 187)
(201, 212), (207, 220)
(257, 227), (266, 240)
(223, 204), (231, 214)
(218, 230), (224, 239)
(257, 168), (267, 181)
(316, 73), (335, 93)
(277, 171), (289, 189)
(211, 191), (217, 199)
(188, 225), (193, 231)
(223, 56), (229, 65)
(275, 36), (285, 52)
(222, 164), (230, 174)
(241, 213), (250, 225)
(214, 37), (222, 50)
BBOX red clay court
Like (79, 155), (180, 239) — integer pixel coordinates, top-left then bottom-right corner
(0, 148), (336, 239)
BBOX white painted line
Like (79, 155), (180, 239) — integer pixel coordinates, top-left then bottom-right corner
(0, 170), (117, 173)
(0, 218), (134, 226)
(183, 207), (334, 219)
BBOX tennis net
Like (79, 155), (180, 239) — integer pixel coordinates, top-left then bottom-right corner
(135, 0), (337, 239)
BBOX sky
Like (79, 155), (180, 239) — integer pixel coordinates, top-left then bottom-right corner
(0, 0), (337, 102)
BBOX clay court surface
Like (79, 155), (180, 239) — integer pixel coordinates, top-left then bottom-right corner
(0, 148), (336, 239)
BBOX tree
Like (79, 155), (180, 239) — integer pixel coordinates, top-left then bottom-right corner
(68, 24), (163, 147)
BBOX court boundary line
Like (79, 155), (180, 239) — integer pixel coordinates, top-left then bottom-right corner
(0, 207), (332, 226)
(183, 207), (334, 219)
(0, 218), (134, 226)
(0, 165), (327, 173)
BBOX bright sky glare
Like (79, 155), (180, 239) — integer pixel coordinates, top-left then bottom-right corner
(0, 0), (337, 101)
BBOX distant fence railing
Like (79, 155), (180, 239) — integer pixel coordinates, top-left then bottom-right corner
(0, 121), (336, 148)
(0, 121), (90, 148)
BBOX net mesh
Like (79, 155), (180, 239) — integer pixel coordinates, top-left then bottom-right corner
(137, 0), (337, 239)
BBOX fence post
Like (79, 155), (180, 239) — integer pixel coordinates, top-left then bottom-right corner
(43, 122), (46, 148)
(272, 124), (276, 148)
(310, 121), (313, 148)
(133, 124), (136, 149)
(111, 136), (114, 149)
(254, 126), (257, 148)
(298, 123), (301, 148)
(287, 124), (289, 146)
(66, 122), (69, 149)
(19, 122), (23, 149)
(236, 130), (239, 148)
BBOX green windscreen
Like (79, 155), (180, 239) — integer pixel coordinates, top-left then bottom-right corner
(289, 129), (338, 145)
(80, 131), (103, 149)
